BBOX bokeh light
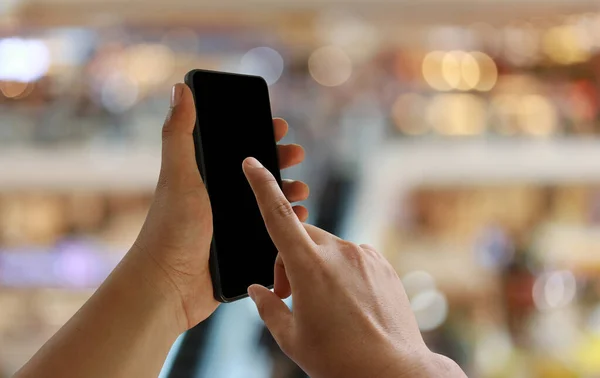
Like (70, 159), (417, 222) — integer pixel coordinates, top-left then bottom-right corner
(308, 46), (352, 87)
(543, 25), (591, 65)
(427, 94), (487, 135)
(402, 270), (436, 298)
(533, 271), (577, 311)
(240, 47), (284, 86)
(423, 50), (497, 92)
(441, 51), (463, 90)
(460, 52), (480, 90)
(422, 51), (450, 91)
(411, 289), (449, 331)
(519, 94), (558, 136)
(0, 38), (50, 82)
(0, 81), (34, 99)
(472, 52), (498, 91)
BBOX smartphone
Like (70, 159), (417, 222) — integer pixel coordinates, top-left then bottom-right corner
(184, 69), (282, 302)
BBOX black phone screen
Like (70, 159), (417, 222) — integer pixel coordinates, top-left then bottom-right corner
(189, 70), (280, 301)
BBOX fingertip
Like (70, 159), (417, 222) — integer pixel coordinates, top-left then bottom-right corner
(248, 284), (271, 302)
(243, 157), (263, 170)
(278, 144), (305, 169)
(164, 83), (196, 135)
(273, 118), (289, 141)
(248, 284), (258, 301)
(293, 205), (309, 222)
(171, 84), (184, 107)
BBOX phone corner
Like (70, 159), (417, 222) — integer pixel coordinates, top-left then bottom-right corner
(183, 70), (197, 86)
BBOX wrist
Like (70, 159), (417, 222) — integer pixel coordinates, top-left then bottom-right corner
(395, 350), (466, 378)
(119, 246), (189, 336)
(375, 347), (465, 378)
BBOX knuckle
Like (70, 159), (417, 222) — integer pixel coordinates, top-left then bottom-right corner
(341, 241), (364, 259)
(161, 123), (175, 141)
(271, 199), (295, 219)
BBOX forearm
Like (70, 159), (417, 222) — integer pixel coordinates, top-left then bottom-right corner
(15, 248), (185, 378)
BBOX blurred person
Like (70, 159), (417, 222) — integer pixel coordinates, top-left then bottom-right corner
(14, 84), (466, 378)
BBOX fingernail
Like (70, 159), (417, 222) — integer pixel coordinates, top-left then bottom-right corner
(171, 85), (183, 107)
(248, 286), (257, 302)
(245, 157), (263, 168)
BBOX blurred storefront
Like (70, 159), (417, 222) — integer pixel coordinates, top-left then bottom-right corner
(1, 0), (600, 377)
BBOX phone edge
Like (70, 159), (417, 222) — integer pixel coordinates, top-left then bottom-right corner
(184, 70), (230, 303)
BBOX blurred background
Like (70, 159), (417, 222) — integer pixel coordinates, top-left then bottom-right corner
(1, 0), (600, 377)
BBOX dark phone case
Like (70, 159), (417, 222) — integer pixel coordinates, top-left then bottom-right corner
(184, 69), (281, 303)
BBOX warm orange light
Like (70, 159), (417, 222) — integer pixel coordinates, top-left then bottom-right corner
(0, 81), (33, 99)
(471, 52), (498, 92)
(426, 94), (487, 135)
(422, 51), (450, 91)
(543, 26), (590, 65)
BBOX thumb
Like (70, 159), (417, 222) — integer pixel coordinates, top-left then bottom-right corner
(157, 83), (202, 191)
(249, 284), (294, 350)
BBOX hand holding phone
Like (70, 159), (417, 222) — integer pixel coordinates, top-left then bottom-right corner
(134, 82), (308, 332)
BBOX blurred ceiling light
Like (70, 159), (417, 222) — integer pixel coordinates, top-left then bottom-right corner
(471, 52), (497, 91)
(240, 47), (284, 86)
(308, 46), (352, 87)
(425, 50), (495, 92)
(410, 289), (448, 332)
(422, 51), (450, 91)
(460, 52), (480, 90)
(518, 94), (558, 136)
(124, 44), (174, 87)
(427, 94), (487, 136)
(391, 93), (429, 135)
(542, 26), (591, 65)
(441, 51), (463, 90)
(533, 271), (576, 311)
(0, 81), (34, 99)
(0, 38), (50, 82)
(402, 270), (436, 299)
(100, 72), (138, 114)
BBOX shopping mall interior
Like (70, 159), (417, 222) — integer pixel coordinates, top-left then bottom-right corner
(1, 0), (600, 377)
